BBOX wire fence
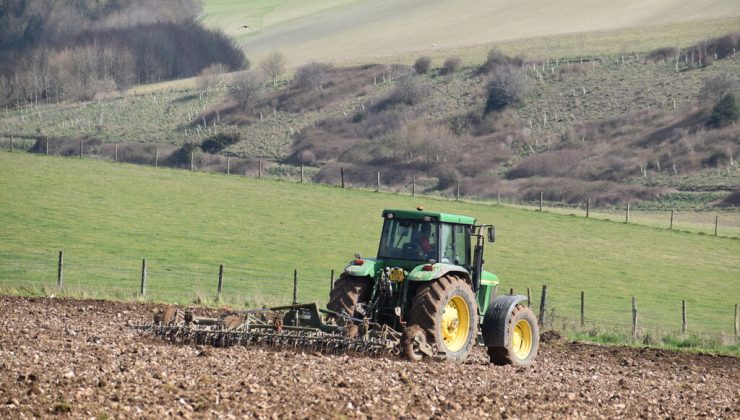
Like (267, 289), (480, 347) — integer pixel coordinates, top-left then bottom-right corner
(515, 285), (739, 347)
(1, 250), (737, 347)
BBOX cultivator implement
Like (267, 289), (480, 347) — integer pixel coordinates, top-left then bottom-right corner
(133, 303), (404, 356)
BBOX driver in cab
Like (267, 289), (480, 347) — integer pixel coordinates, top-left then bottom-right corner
(412, 223), (434, 259)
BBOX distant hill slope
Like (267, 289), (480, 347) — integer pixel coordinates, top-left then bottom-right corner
(202, 0), (740, 65)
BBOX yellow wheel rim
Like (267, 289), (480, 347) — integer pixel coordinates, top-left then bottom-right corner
(511, 319), (533, 360)
(440, 295), (470, 352)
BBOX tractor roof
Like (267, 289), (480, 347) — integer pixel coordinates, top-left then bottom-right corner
(382, 208), (476, 225)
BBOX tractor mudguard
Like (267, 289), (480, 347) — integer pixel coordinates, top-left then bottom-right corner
(482, 295), (528, 348)
(480, 270), (499, 286)
(406, 263), (470, 283)
(343, 258), (378, 278)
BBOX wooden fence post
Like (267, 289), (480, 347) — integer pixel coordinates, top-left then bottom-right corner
(57, 250), (64, 288)
(79, 139), (83, 158)
(329, 269), (335, 296)
(625, 202), (630, 223)
(509, 288), (514, 295)
(217, 264), (224, 301)
(539, 192), (543, 211)
(190, 151), (194, 172)
(631, 296), (638, 340)
(292, 269), (299, 304)
(580, 291), (585, 327)
(140, 259), (147, 296)
(154, 147), (159, 167)
(226, 156), (230, 174)
(456, 183), (460, 201)
(376, 171), (380, 192)
(670, 209), (674, 229)
(586, 198), (590, 218)
(45, 137), (49, 155)
(114, 143), (118, 163)
(412, 176), (415, 196)
(258, 159), (262, 178)
(527, 287), (531, 307)
(340, 167), (345, 188)
(714, 216), (718, 236)
(300, 164), (304, 183)
(538, 285), (548, 327)
(9, 136), (12, 152)
(681, 299), (687, 334)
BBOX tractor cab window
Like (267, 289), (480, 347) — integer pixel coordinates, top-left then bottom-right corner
(378, 219), (438, 261)
(440, 224), (471, 266)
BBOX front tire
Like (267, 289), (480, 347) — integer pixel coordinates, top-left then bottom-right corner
(408, 274), (478, 362)
(488, 304), (539, 367)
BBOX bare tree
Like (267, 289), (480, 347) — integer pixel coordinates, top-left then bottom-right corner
(259, 51), (286, 87)
(294, 62), (332, 92)
(230, 70), (265, 110)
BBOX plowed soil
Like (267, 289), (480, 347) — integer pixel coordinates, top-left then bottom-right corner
(1, 296), (738, 418)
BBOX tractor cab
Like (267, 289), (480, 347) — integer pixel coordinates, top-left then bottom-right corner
(376, 208), (493, 291)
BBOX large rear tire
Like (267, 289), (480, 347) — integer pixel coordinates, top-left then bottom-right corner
(408, 274), (478, 362)
(487, 304), (539, 367)
(326, 273), (372, 319)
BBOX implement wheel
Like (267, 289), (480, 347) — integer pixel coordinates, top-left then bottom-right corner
(487, 304), (539, 367)
(327, 274), (372, 319)
(408, 275), (478, 362)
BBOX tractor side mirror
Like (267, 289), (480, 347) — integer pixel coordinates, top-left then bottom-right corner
(487, 226), (496, 242)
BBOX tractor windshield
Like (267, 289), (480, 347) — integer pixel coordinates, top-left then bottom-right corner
(378, 219), (438, 261)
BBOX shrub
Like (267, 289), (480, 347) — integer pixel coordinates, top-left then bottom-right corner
(484, 66), (528, 113)
(479, 47), (523, 74)
(164, 142), (201, 168)
(707, 93), (739, 127)
(294, 62), (333, 91)
(645, 47), (678, 63)
(196, 63), (228, 91)
(201, 132), (241, 153)
(719, 189), (740, 207)
(230, 70), (265, 110)
(441, 56), (461, 75)
(699, 72), (737, 103)
(374, 74), (428, 109)
(413, 56), (432, 74)
(435, 165), (459, 190)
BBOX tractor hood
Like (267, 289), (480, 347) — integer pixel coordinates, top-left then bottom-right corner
(406, 262), (470, 282)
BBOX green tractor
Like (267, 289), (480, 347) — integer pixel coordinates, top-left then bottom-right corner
(328, 207), (539, 366)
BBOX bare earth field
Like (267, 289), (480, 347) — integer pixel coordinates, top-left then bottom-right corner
(1, 296), (738, 418)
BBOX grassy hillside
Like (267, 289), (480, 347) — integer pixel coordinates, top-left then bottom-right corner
(1, 151), (738, 342)
(3, 40), (737, 206)
(200, 0), (740, 65)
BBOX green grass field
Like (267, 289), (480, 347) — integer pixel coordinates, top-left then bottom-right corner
(1, 151), (738, 345)
(200, 0), (740, 66)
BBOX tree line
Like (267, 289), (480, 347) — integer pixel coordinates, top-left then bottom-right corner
(0, 0), (247, 107)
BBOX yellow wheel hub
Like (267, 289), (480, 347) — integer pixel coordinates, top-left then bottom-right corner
(511, 319), (533, 360)
(440, 295), (470, 352)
